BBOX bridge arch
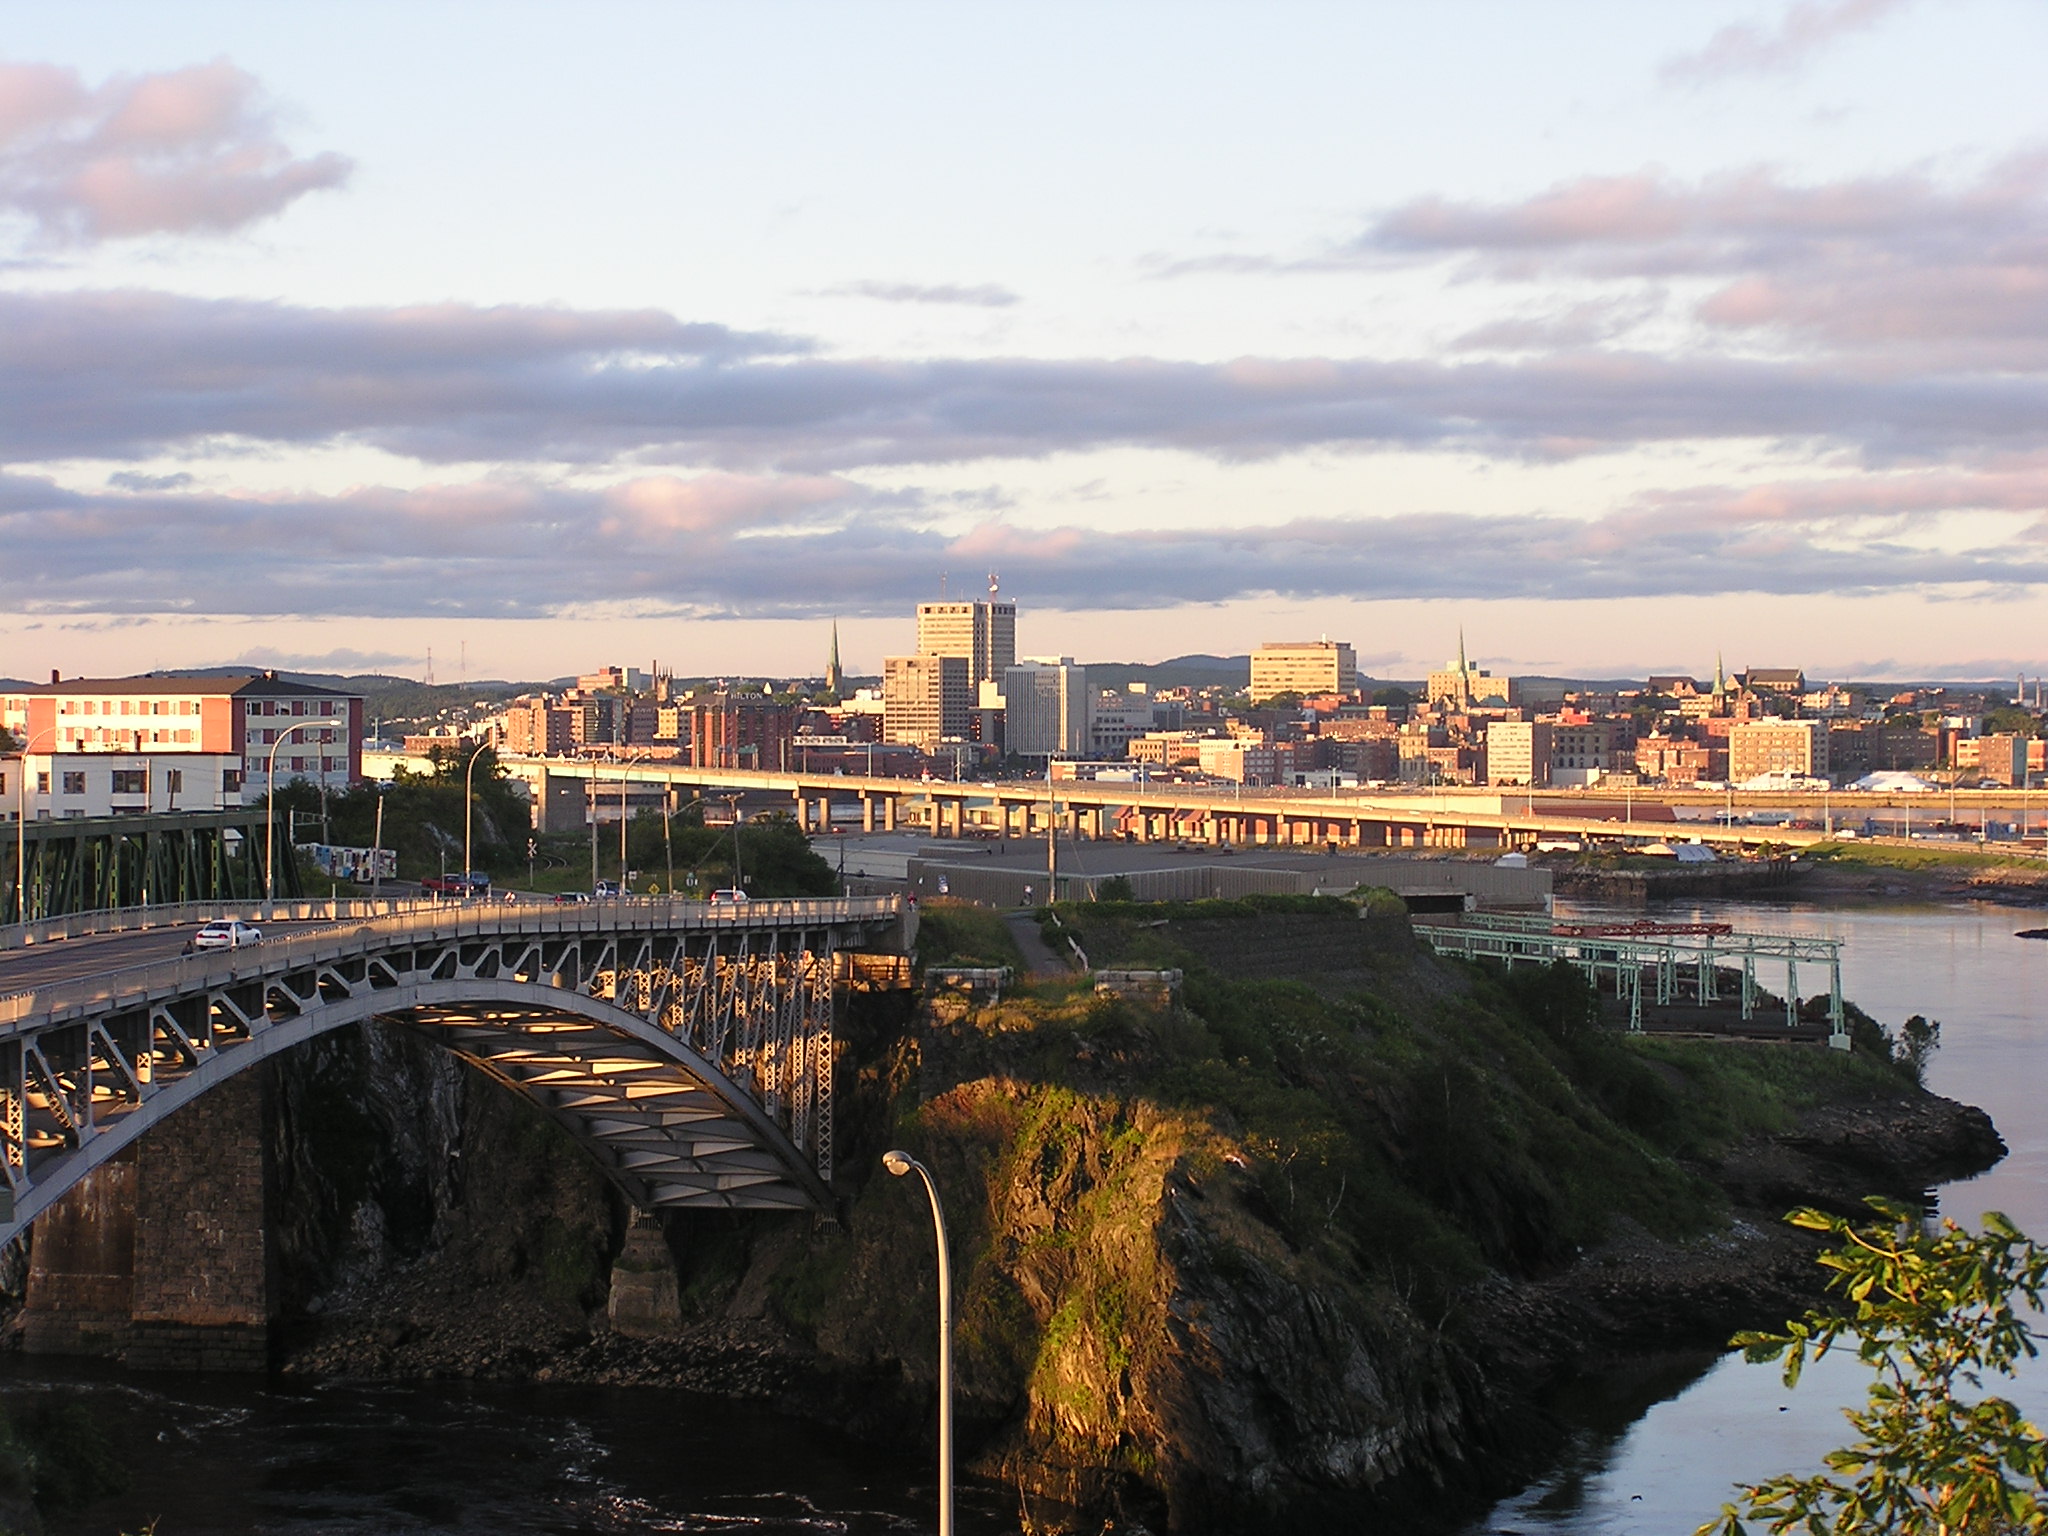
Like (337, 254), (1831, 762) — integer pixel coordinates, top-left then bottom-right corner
(0, 900), (907, 1245)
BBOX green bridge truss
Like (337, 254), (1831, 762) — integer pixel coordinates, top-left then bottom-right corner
(2, 810), (301, 925)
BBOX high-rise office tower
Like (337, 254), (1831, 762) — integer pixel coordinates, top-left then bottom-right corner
(916, 579), (1016, 684)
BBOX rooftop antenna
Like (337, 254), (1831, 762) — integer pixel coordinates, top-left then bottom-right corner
(426, 646), (435, 686)
(941, 571), (949, 599)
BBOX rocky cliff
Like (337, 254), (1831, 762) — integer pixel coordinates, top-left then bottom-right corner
(261, 895), (2001, 1532)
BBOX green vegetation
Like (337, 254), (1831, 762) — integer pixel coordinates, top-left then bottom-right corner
(270, 759), (837, 896)
(764, 896), (1957, 1525)
(0, 1395), (129, 1523)
(1801, 840), (2038, 873)
(1701, 1201), (2048, 1536)
(914, 899), (1025, 968)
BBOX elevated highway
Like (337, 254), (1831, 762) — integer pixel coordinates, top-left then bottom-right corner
(0, 895), (914, 1245)
(500, 760), (1839, 852)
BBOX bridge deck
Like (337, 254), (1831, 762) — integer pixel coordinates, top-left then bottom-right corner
(0, 896), (911, 1239)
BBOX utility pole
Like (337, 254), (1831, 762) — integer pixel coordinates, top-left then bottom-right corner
(1045, 754), (1056, 899)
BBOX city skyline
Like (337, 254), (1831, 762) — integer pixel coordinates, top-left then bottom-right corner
(6, 2), (2048, 683)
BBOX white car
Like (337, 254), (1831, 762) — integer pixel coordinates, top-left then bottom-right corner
(188, 920), (263, 953)
(708, 888), (749, 905)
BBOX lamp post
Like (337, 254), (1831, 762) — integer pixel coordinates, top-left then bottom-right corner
(882, 1149), (953, 1536)
(462, 740), (490, 900)
(12, 726), (59, 927)
(265, 719), (331, 908)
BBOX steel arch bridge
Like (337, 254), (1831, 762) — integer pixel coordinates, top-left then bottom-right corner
(0, 897), (913, 1244)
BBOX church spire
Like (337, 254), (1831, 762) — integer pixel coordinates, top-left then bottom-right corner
(825, 618), (845, 697)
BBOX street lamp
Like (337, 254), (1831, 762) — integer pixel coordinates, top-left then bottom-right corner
(882, 1148), (953, 1536)
(265, 719), (332, 907)
(12, 726), (59, 926)
(462, 739), (491, 900)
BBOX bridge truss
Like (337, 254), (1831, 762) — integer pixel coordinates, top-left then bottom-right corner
(1417, 913), (1846, 1041)
(2, 810), (297, 926)
(0, 900), (906, 1240)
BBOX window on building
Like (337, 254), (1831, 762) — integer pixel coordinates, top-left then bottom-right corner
(61, 771), (85, 795)
(165, 768), (183, 793)
(110, 769), (146, 794)
(36, 772), (49, 794)
(223, 769), (243, 793)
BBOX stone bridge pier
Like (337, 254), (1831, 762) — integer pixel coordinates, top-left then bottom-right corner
(23, 1070), (273, 1370)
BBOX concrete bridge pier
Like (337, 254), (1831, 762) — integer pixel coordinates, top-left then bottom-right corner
(23, 1070), (275, 1371)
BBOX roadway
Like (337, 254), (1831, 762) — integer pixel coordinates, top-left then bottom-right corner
(0, 919), (345, 996)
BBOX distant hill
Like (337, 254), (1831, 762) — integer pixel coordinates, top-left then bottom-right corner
(1079, 654), (1250, 691)
(136, 667), (545, 729)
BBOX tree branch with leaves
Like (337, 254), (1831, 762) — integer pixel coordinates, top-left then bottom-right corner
(1699, 1198), (2048, 1535)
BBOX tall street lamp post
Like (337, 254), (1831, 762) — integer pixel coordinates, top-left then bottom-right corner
(12, 727), (60, 927)
(882, 1149), (953, 1536)
(265, 719), (331, 909)
(462, 740), (491, 899)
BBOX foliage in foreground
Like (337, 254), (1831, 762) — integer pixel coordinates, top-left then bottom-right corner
(1699, 1199), (2048, 1536)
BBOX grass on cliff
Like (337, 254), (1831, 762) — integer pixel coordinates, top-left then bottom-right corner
(1799, 839), (2045, 872)
(915, 900), (1027, 969)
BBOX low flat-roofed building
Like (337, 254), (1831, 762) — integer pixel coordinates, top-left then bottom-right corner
(10, 671), (363, 811)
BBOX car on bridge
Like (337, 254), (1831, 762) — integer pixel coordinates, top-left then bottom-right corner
(552, 891), (592, 905)
(186, 920), (263, 953)
(422, 872), (492, 899)
(709, 888), (749, 905)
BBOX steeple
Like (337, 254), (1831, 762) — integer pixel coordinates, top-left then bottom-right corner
(1458, 626), (1468, 677)
(825, 619), (845, 697)
(1712, 652), (1727, 697)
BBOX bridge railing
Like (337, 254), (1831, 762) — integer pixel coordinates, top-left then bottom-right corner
(0, 897), (441, 953)
(0, 895), (910, 1026)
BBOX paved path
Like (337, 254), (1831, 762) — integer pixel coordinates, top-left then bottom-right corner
(1006, 912), (1073, 979)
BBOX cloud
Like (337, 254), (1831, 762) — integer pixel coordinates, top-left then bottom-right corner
(1662, 0), (1909, 83)
(823, 280), (1019, 307)
(1360, 159), (2048, 371)
(215, 645), (424, 674)
(14, 285), (2048, 473)
(0, 57), (352, 243)
(7, 462), (2048, 625)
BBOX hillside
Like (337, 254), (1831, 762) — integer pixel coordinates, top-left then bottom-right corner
(258, 893), (2001, 1532)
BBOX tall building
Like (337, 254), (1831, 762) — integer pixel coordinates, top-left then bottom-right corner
(1729, 719), (1829, 783)
(1004, 660), (1089, 758)
(883, 655), (972, 752)
(1250, 640), (1357, 702)
(916, 597), (1016, 684)
(1485, 720), (1554, 786)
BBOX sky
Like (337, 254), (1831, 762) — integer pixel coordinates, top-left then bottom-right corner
(5, 0), (2048, 686)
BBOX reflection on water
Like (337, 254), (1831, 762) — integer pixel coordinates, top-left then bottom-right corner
(16, 1361), (1014, 1536)
(1462, 892), (2048, 1534)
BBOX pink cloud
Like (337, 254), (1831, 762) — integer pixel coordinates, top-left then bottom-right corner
(1663, 0), (1909, 83)
(0, 57), (351, 243)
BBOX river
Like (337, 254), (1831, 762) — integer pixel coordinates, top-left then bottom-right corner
(14, 891), (2046, 1534)
(1464, 891), (2048, 1535)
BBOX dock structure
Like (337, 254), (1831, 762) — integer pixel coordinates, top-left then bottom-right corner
(1415, 914), (1846, 1043)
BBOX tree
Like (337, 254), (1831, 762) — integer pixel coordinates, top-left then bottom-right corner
(1697, 1198), (2048, 1536)
(1096, 874), (1135, 902)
